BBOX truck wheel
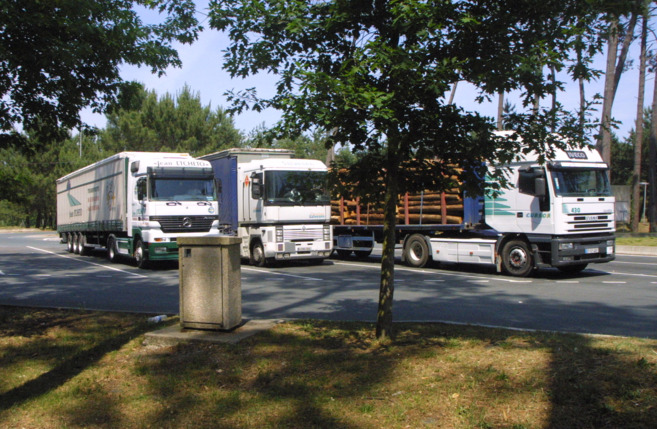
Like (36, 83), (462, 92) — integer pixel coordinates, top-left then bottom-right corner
(502, 239), (534, 277)
(133, 239), (149, 269)
(107, 236), (118, 263)
(66, 233), (74, 253)
(404, 234), (429, 268)
(558, 263), (588, 275)
(73, 233), (81, 254)
(250, 241), (267, 267)
(79, 234), (89, 256)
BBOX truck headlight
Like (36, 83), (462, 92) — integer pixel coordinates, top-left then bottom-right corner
(276, 226), (284, 242)
(559, 242), (574, 250)
(323, 225), (330, 241)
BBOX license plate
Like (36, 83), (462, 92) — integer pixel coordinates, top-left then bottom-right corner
(584, 248), (598, 254)
(298, 247), (311, 252)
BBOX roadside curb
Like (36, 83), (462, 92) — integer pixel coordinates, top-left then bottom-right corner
(143, 318), (284, 346)
(616, 246), (657, 256)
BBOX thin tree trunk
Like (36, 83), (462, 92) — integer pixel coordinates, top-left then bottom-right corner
(376, 138), (400, 340)
(497, 91), (504, 131)
(631, 16), (647, 232)
(448, 81), (458, 105)
(649, 67), (657, 232)
(599, 13), (638, 177)
(599, 17), (619, 170)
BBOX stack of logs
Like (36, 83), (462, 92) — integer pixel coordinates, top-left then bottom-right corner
(331, 190), (464, 225)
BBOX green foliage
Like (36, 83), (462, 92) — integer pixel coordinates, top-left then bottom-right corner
(210, 0), (604, 201)
(245, 125), (329, 161)
(0, 84), (242, 228)
(210, 0), (612, 337)
(0, 0), (200, 147)
(101, 85), (243, 156)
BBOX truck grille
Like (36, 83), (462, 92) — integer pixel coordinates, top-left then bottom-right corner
(566, 213), (614, 232)
(285, 227), (323, 242)
(151, 216), (216, 233)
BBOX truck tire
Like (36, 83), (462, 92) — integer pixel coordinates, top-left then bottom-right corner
(133, 239), (149, 269)
(107, 236), (118, 263)
(250, 241), (267, 267)
(79, 234), (90, 256)
(66, 233), (74, 253)
(73, 233), (81, 254)
(501, 239), (534, 277)
(404, 234), (430, 268)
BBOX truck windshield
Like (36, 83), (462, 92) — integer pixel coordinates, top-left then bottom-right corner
(550, 168), (612, 197)
(150, 178), (216, 202)
(264, 170), (330, 206)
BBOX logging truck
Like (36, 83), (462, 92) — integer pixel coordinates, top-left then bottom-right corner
(200, 148), (333, 266)
(332, 140), (616, 277)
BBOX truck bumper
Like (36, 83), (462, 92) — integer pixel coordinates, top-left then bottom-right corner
(548, 234), (616, 267)
(266, 241), (333, 261)
(147, 242), (180, 261)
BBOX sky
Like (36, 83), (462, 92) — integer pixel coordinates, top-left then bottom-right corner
(81, 3), (648, 143)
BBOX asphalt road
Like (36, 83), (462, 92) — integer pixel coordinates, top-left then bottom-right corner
(1, 230), (656, 339)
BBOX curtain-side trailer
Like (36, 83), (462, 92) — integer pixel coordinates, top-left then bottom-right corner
(332, 142), (615, 277)
(56, 152), (220, 268)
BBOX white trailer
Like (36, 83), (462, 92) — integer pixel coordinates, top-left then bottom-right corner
(200, 148), (333, 266)
(56, 152), (221, 268)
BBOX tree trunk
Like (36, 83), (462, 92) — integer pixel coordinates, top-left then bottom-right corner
(376, 138), (400, 340)
(497, 91), (504, 131)
(599, 13), (638, 177)
(631, 16), (647, 232)
(649, 67), (657, 232)
(598, 17), (619, 170)
(448, 81), (458, 105)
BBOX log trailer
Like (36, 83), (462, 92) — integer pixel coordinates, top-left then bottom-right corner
(332, 142), (615, 276)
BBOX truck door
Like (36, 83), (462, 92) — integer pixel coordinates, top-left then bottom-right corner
(515, 167), (553, 233)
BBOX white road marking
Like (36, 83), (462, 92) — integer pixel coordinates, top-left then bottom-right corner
(242, 267), (322, 281)
(27, 246), (147, 278)
(332, 261), (533, 283)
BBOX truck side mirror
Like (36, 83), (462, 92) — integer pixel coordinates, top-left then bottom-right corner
(215, 178), (222, 195)
(534, 177), (546, 198)
(251, 173), (263, 199)
(137, 178), (147, 202)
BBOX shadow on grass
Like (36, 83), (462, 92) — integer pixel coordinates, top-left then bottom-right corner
(0, 307), (156, 413)
(1, 307), (656, 427)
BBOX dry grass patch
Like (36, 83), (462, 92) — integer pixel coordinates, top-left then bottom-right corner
(1, 307), (656, 428)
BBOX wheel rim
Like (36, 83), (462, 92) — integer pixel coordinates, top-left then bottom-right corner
(409, 242), (424, 262)
(508, 247), (528, 270)
(108, 239), (115, 260)
(253, 245), (264, 264)
(134, 243), (143, 263)
(67, 234), (73, 252)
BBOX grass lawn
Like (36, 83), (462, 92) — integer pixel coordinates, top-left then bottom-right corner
(1, 306), (656, 428)
(616, 235), (657, 247)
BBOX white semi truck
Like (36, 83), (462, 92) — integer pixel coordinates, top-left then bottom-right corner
(200, 148), (332, 266)
(333, 139), (616, 276)
(56, 152), (221, 268)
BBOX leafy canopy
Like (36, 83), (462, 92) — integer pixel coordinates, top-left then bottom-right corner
(0, 0), (200, 146)
(210, 0), (600, 201)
